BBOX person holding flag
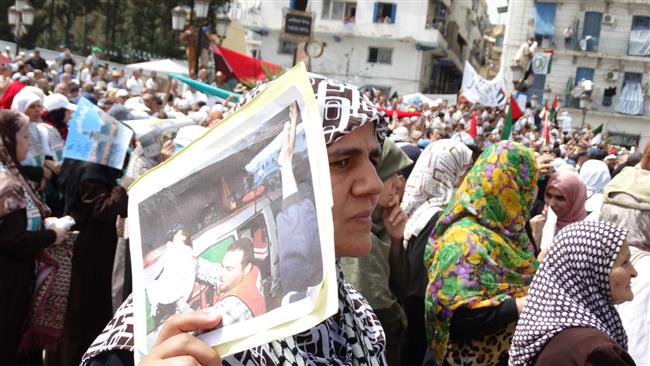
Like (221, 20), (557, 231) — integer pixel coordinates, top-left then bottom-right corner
(500, 94), (524, 141)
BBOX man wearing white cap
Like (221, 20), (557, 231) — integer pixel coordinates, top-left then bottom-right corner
(115, 89), (129, 104)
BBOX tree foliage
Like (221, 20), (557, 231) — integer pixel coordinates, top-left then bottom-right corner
(0, 0), (227, 63)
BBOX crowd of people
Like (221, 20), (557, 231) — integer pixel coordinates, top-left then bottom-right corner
(1, 45), (649, 366)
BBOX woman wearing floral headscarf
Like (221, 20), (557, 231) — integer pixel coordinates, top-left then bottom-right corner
(400, 139), (473, 366)
(425, 141), (539, 366)
(81, 75), (390, 366)
(509, 221), (637, 365)
(0, 110), (69, 365)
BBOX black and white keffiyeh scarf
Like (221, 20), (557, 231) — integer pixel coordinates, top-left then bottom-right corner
(232, 74), (388, 147)
(508, 221), (629, 366)
(81, 260), (386, 366)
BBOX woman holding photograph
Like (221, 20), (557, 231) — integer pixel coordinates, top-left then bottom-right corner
(0, 110), (69, 365)
(81, 76), (390, 366)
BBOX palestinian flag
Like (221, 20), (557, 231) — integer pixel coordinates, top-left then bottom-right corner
(500, 94), (524, 140)
(468, 111), (477, 138)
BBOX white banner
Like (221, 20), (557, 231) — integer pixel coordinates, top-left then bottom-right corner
(461, 61), (507, 107)
(532, 53), (552, 75)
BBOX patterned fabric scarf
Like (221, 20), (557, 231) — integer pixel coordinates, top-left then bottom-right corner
(232, 74), (388, 147)
(509, 221), (629, 366)
(424, 141), (539, 363)
(81, 260), (387, 366)
(401, 139), (473, 246)
(0, 110), (72, 351)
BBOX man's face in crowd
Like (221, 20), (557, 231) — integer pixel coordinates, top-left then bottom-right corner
(198, 69), (207, 81)
(218, 249), (250, 293)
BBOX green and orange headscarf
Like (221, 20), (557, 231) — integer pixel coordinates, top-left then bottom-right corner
(424, 141), (539, 363)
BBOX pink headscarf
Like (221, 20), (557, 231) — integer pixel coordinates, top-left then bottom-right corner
(545, 171), (588, 230)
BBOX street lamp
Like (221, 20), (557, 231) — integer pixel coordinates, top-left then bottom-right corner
(172, 0), (220, 78)
(214, 11), (231, 45)
(7, 1), (35, 56)
(194, 0), (210, 19)
(171, 6), (187, 31)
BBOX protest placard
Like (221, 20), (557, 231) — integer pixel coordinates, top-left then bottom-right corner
(127, 64), (337, 361)
(123, 117), (194, 158)
(63, 97), (134, 170)
(461, 61), (507, 107)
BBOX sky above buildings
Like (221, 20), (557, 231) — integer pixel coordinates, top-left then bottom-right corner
(487, 0), (509, 25)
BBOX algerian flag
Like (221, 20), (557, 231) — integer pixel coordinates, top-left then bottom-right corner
(590, 124), (604, 145)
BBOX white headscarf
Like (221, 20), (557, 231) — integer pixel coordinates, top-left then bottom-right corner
(10, 87), (43, 113)
(401, 139), (473, 245)
(580, 159), (612, 194)
(509, 221), (629, 366)
(580, 159), (612, 213)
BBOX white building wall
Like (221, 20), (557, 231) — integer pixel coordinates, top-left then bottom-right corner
(232, 0), (473, 94)
(502, 0), (650, 149)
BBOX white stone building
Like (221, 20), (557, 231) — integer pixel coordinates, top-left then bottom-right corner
(229, 0), (490, 95)
(501, 0), (650, 149)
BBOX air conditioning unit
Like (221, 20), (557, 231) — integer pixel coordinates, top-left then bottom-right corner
(603, 13), (615, 25)
(606, 71), (619, 81)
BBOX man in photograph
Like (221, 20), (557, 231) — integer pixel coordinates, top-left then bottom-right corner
(179, 238), (266, 327)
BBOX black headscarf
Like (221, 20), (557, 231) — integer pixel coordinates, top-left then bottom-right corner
(42, 108), (69, 140)
(58, 158), (123, 216)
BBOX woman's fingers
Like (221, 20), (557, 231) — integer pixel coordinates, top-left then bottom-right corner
(156, 355), (202, 366)
(154, 311), (222, 347)
(152, 333), (221, 366)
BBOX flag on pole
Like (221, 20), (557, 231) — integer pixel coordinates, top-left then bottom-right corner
(590, 124), (604, 145)
(468, 111), (477, 138)
(548, 95), (559, 124)
(545, 49), (554, 73)
(543, 104), (551, 145)
(500, 94), (524, 140)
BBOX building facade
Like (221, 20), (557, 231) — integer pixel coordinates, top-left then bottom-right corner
(501, 0), (650, 148)
(229, 0), (491, 95)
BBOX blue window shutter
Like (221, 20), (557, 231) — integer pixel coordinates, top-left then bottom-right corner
(373, 2), (379, 23)
(575, 67), (594, 86)
(631, 15), (650, 31)
(530, 74), (546, 102)
(582, 12), (603, 47)
(534, 2), (556, 37)
(390, 3), (397, 23)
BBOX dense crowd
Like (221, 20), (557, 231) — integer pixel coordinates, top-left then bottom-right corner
(1, 46), (649, 366)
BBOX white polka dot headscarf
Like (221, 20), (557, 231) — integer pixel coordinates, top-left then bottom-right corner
(232, 75), (388, 147)
(509, 220), (629, 366)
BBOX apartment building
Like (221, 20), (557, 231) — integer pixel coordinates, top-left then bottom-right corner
(229, 0), (491, 95)
(502, 0), (650, 148)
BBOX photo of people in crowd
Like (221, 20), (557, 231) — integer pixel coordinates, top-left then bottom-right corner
(136, 99), (324, 346)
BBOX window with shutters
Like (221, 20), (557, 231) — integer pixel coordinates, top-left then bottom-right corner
(580, 11), (602, 51)
(368, 47), (393, 64)
(373, 2), (396, 24)
(321, 0), (357, 22)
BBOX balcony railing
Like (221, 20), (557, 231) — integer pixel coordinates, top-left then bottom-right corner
(565, 91), (650, 118)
